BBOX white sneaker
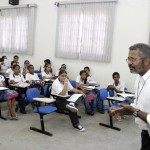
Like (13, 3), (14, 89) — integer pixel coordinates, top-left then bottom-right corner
(75, 125), (85, 132)
(66, 104), (78, 112)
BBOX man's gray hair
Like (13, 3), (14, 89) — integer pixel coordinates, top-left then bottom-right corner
(129, 43), (150, 58)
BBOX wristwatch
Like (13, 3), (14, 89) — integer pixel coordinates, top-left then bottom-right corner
(133, 109), (141, 117)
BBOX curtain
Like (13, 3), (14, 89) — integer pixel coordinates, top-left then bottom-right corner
(0, 6), (36, 55)
(55, 0), (117, 62)
(55, 4), (82, 59)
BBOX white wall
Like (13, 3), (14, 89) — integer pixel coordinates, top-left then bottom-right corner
(0, 0), (150, 91)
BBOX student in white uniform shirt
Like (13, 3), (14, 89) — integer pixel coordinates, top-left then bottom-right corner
(26, 65), (40, 82)
(9, 64), (27, 114)
(110, 43), (150, 150)
(84, 66), (94, 83)
(107, 72), (125, 95)
(5, 61), (17, 78)
(55, 64), (67, 77)
(51, 70), (85, 132)
(42, 64), (54, 80)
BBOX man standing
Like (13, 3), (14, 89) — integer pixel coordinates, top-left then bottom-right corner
(109, 43), (150, 150)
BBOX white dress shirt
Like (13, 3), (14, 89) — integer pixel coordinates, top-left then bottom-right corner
(131, 69), (150, 131)
(51, 78), (73, 96)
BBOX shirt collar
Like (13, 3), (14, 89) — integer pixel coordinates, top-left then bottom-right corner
(141, 69), (150, 81)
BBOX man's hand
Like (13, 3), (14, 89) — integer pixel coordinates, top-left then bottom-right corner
(119, 103), (136, 113)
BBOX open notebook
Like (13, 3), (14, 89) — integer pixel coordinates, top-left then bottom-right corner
(67, 94), (82, 102)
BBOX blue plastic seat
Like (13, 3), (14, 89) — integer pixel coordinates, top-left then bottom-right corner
(26, 88), (57, 136)
(70, 80), (76, 88)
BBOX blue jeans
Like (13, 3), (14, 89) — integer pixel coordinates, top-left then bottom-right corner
(93, 89), (103, 111)
(84, 94), (97, 113)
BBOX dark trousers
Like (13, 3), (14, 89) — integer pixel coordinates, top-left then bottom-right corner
(55, 98), (79, 127)
(141, 130), (150, 150)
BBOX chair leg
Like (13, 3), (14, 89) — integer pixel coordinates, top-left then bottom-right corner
(0, 104), (7, 120)
(30, 114), (53, 136)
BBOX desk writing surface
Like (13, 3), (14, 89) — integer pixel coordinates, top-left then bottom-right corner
(117, 93), (135, 98)
(33, 98), (55, 103)
(107, 96), (125, 102)
(0, 87), (8, 91)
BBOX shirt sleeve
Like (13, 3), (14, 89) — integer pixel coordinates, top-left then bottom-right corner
(119, 81), (125, 92)
(51, 81), (63, 95)
(25, 73), (29, 81)
(76, 75), (80, 83)
(147, 114), (150, 125)
(9, 74), (14, 81)
(41, 72), (45, 77)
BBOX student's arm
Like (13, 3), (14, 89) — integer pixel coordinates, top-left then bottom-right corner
(107, 85), (121, 93)
(71, 88), (86, 96)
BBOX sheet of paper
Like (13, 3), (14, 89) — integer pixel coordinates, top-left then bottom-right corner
(117, 93), (135, 98)
(67, 94), (82, 102)
(0, 87), (8, 91)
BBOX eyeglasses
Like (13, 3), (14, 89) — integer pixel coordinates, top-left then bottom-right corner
(126, 57), (146, 63)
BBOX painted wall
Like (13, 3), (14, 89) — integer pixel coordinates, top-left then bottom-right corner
(0, 0), (150, 91)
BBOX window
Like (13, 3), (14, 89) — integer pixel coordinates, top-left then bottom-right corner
(55, 1), (117, 62)
(0, 4), (36, 55)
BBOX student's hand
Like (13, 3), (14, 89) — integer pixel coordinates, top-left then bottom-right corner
(79, 90), (86, 97)
(108, 85), (115, 89)
(64, 78), (69, 84)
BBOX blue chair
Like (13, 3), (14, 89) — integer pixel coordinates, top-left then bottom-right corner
(70, 80), (76, 88)
(0, 93), (7, 120)
(108, 89), (115, 97)
(26, 88), (57, 136)
(99, 88), (110, 110)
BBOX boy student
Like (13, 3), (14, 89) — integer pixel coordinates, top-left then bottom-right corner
(107, 72), (125, 94)
(84, 66), (94, 83)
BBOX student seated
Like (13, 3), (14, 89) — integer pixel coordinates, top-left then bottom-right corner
(13, 55), (19, 65)
(5, 61), (17, 78)
(9, 65), (28, 114)
(42, 64), (55, 80)
(84, 66), (103, 114)
(76, 70), (97, 116)
(51, 70), (85, 132)
(0, 73), (18, 120)
(22, 60), (30, 76)
(107, 72), (125, 94)
(26, 64), (44, 88)
(55, 64), (67, 77)
(0, 56), (10, 76)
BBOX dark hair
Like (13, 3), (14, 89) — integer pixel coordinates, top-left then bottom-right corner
(129, 43), (150, 58)
(44, 59), (51, 64)
(112, 72), (120, 78)
(84, 66), (90, 71)
(44, 64), (52, 73)
(28, 64), (34, 70)
(14, 55), (19, 59)
(11, 61), (17, 68)
(80, 70), (86, 75)
(80, 70), (87, 84)
(2, 56), (7, 61)
(12, 64), (20, 70)
(59, 70), (67, 75)
(24, 60), (30, 64)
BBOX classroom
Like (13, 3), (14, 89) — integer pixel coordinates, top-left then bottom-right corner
(0, 0), (150, 150)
